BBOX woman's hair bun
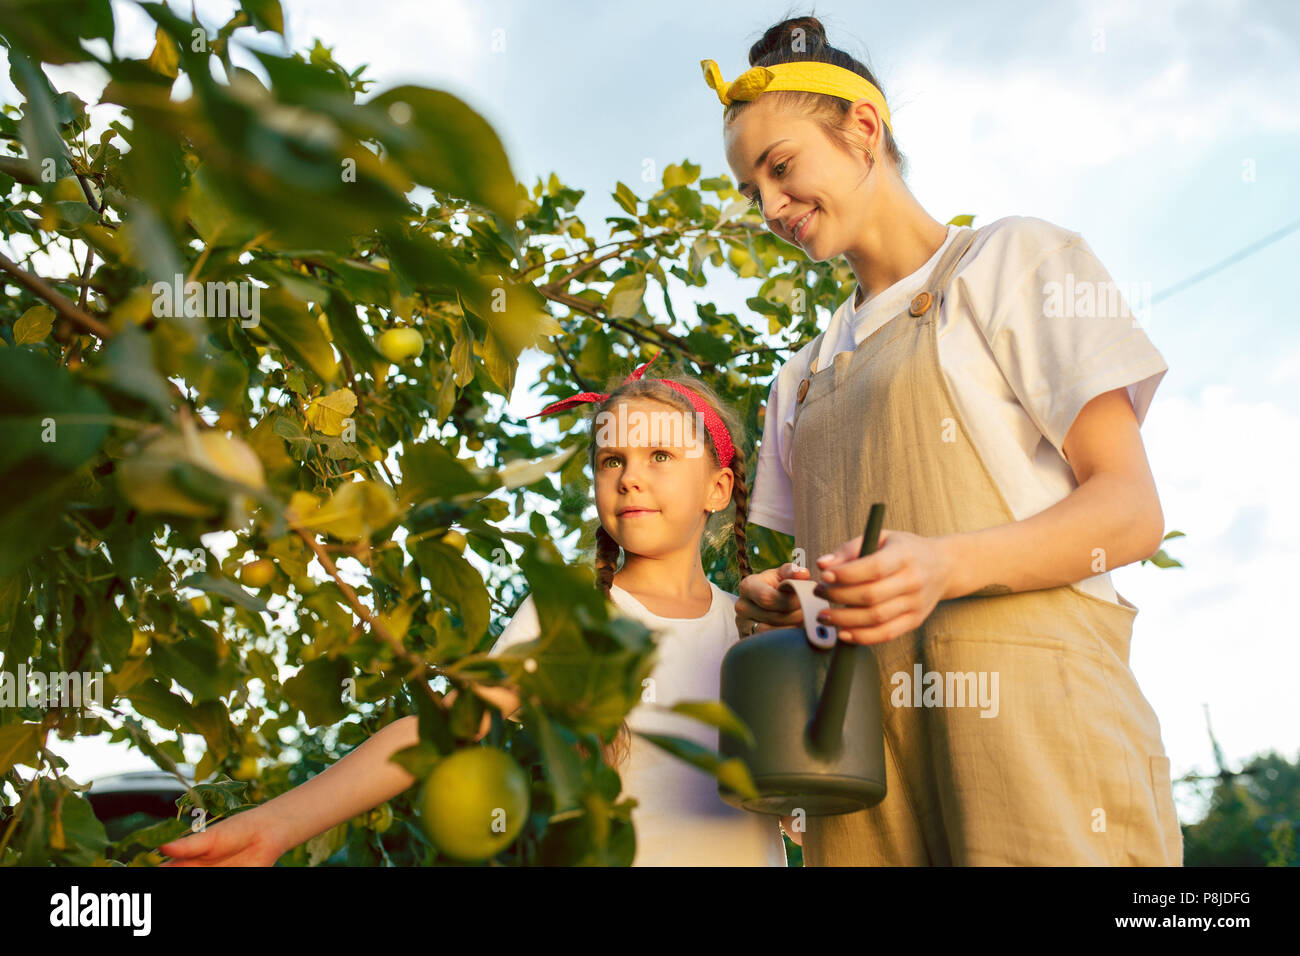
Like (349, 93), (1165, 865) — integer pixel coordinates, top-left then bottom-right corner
(749, 14), (830, 66)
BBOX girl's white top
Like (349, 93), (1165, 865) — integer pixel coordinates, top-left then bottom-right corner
(490, 580), (788, 867)
(749, 215), (1169, 606)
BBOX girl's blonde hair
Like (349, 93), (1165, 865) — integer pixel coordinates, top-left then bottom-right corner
(573, 358), (753, 769)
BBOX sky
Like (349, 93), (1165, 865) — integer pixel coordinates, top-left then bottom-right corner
(5, 0), (1299, 827)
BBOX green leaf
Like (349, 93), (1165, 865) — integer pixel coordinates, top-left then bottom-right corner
(661, 161), (700, 189)
(0, 348), (110, 577)
(366, 86), (518, 221)
(413, 539), (490, 642)
(496, 445), (577, 491)
(98, 322), (175, 417)
(0, 0), (115, 66)
(389, 740), (443, 781)
(240, 0), (285, 34)
(0, 722), (43, 775)
(271, 412), (312, 453)
(185, 165), (262, 247)
(613, 181), (639, 216)
(124, 680), (195, 732)
(177, 572), (270, 613)
(305, 821), (348, 866)
(283, 657), (352, 728)
(450, 314), (475, 387)
(12, 305), (55, 344)
(1145, 549), (1183, 569)
(146, 25), (179, 79)
(324, 287), (386, 365)
(605, 273), (646, 319)
(9, 48), (72, 183)
(947, 213), (975, 227)
(398, 439), (491, 506)
(257, 286), (338, 383)
(634, 731), (760, 801)
(53, 790), (110, 865)
(684, 327), (733, 365)
(665, 699), (756, 748)
(110, 816), (192, 856)
(527, 703), (582, 812)
(294, 480), (399, 542)
(149, 635), (241, 703)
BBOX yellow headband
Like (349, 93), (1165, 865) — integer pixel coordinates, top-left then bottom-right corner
(700, 58), (892, 133)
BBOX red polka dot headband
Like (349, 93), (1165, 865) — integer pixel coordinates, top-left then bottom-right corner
(525, 348), (736, 469)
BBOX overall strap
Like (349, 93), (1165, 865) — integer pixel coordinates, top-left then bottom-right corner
(924, 226), (983, 301)
(806, 329), (828, 375)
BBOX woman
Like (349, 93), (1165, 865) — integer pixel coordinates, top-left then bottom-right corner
(718, 16), (1183, 866)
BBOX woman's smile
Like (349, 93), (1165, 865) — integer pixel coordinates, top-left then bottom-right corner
(792, 208), (816, 243)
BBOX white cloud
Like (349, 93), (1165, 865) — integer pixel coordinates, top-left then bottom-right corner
(887, 0), (1299, 224)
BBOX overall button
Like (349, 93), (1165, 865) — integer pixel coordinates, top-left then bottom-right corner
(909, 291), (933, 316)
(797, 378), (809, 402)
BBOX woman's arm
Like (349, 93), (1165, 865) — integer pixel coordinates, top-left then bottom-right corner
(811, 388), (1164, 644)
(942, 386), (1163, 598)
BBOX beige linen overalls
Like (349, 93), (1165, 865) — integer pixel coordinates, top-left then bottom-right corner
(789, 225), (1183, 866)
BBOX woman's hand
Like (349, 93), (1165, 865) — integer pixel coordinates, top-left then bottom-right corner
(736, 562), (812, 638)
(812, 528), (956, 645)
(158, 805), (287, 867)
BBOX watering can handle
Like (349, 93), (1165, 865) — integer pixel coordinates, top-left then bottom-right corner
(777, 578), (838, 650)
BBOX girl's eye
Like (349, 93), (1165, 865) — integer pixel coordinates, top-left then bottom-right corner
(601, 452), (669, 466)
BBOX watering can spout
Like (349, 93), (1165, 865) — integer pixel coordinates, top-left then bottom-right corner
(800, 502), (887, 760)
(807, 642), (856, 757)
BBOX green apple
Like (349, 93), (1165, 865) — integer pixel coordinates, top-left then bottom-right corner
(378, 328), (424, 363)
(240, 558), (276, 588)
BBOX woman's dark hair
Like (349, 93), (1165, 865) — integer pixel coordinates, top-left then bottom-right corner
(573, 357), (753, 770)
(726, 12), (908, 179)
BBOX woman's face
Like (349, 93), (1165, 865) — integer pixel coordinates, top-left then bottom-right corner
(592, 397), (732, 558)
(723, 96), (874, 262)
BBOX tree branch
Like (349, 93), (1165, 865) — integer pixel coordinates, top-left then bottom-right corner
(538, 285), (701, 365)
(0, 251), (113, 339)
(550, 335), (594, 393)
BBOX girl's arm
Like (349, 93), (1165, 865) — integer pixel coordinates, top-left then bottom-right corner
(257, 714), (424, 854)
(262, 683), (524, 851)
(160, 683), (522, 865)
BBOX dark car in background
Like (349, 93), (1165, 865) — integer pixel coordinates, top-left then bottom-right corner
(85, 767), (195, 843)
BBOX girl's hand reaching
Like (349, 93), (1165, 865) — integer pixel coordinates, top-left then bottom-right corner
(735, 562), (813, 638)
(812, 528), (957, 645)
(158, 805), (286, 867)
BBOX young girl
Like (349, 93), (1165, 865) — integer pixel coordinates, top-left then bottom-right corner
(158, 351), (787, 867)
(716, 16), (1183, 866)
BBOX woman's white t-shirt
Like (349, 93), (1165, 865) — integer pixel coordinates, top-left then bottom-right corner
(489, 581), (788, 867)
(749, 215), (1169, 606)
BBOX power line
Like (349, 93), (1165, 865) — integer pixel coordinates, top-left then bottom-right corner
(1151, 215), (1300, 306)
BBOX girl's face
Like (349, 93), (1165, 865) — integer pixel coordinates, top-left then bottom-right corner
(593, 397), (733, 558)
(723, 96), (876, 262)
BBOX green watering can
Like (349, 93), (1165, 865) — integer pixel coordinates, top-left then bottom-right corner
(718, 504), (889, 816)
